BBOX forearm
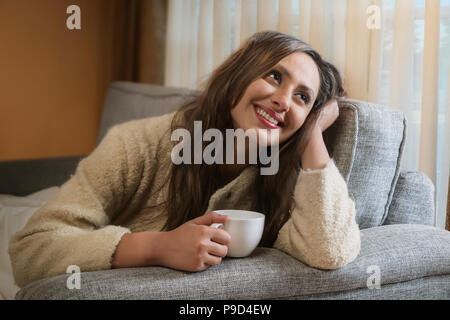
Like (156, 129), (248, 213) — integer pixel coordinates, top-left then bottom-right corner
(301, 125), (330, 171)
(111, 231), (162, 268)
(274, 159), (361, 269)
(9, 223), (130, 287)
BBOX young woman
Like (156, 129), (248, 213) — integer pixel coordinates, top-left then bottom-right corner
(9, 31), (360, 288)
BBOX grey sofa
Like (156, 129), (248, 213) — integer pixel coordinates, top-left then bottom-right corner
(3, 81), (450, 300)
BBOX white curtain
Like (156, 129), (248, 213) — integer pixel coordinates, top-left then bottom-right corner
(165, 0), (450, 229)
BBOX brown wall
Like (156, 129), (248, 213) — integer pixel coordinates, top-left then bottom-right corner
(0, 0), (165, 161)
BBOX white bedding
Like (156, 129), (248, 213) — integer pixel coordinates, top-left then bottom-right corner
(0, 186), (60, 300)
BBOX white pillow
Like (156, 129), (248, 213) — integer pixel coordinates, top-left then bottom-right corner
(0, 186), (60, 300)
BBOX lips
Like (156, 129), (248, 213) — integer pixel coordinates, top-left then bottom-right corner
(253, 104), (285, 129)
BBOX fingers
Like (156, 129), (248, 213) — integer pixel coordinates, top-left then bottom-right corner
(180, 212), (231, 271)
(204, 254), (222, 266)
(208, 240), (228, 258)
(210, 227), (231, 246)
(205, 243), (226, 266)
(191, 211), (228, 226)
(194, 241), (227, 270)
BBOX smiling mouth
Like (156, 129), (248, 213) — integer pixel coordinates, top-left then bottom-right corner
(253, 105), (284, 129)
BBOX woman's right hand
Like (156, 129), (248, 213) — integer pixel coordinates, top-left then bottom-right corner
(317, 98), (340, 132)
(153, 211), (231, 272)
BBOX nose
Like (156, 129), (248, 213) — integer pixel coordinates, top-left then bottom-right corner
(271, 88), (291, 113)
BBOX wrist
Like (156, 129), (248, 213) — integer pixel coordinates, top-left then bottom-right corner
(316, 121), (323, 133)
(313, 122), (324, 135)
(305, 125), (324, 149)
(145, 231), (165, 266)
(301, 127), (330, 171)
(112, 231), (163, 268)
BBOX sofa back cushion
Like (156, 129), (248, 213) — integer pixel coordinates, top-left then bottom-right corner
(99, 82), (406, 229)
(97, 81), (200, 145)
(324, 99), (406, 228)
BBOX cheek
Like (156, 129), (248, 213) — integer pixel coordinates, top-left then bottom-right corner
(287, 109), (309, 132)
(230, 103), (247, 128)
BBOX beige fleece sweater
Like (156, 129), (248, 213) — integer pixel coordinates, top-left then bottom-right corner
(9, 112), (360, 288)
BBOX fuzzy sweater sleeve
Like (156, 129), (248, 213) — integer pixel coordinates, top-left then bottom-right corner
(273, 158), (361, 269)
(8, 125), (144, 288)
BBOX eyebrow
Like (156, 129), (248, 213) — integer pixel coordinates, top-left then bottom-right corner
(275, 64), (316, 101)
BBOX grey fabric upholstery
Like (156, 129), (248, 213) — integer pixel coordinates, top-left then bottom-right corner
(288, 275), (450, 300)
(0, 155), (85, 196)
(97, 81), (200, 145)
(384, 171), (435, 226)
(325, 99), (406, 229)
(15, 224), (450, 300)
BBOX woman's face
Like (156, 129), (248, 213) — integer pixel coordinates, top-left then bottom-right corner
(231, 51), (320, 146)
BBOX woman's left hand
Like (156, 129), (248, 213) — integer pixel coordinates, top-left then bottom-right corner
(317, 99), (339, 132)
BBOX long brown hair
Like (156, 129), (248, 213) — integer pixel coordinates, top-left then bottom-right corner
(163, 31), (345, 246)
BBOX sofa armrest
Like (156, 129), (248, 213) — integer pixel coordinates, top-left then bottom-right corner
(383, 170), (435, 226)
(0, 155), (86, 196)
(14, 225), (450, 299)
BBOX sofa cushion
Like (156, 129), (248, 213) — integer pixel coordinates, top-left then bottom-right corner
(97, 81), (200, 145)
(298, 274), (450, 299)
(325, 99), (406, 228)
(384, 171), (435, 226)
(15, 224), (450, 300)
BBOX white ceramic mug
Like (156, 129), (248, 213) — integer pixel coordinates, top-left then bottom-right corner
(211, 209), (265, 258)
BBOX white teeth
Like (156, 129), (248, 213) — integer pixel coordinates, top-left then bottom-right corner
(256, 107), (279, 126)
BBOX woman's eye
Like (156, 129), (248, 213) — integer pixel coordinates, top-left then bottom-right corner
(296, 93), (309, 104)
(265, 70), (309, 104)
(267, 70), (281, 83)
